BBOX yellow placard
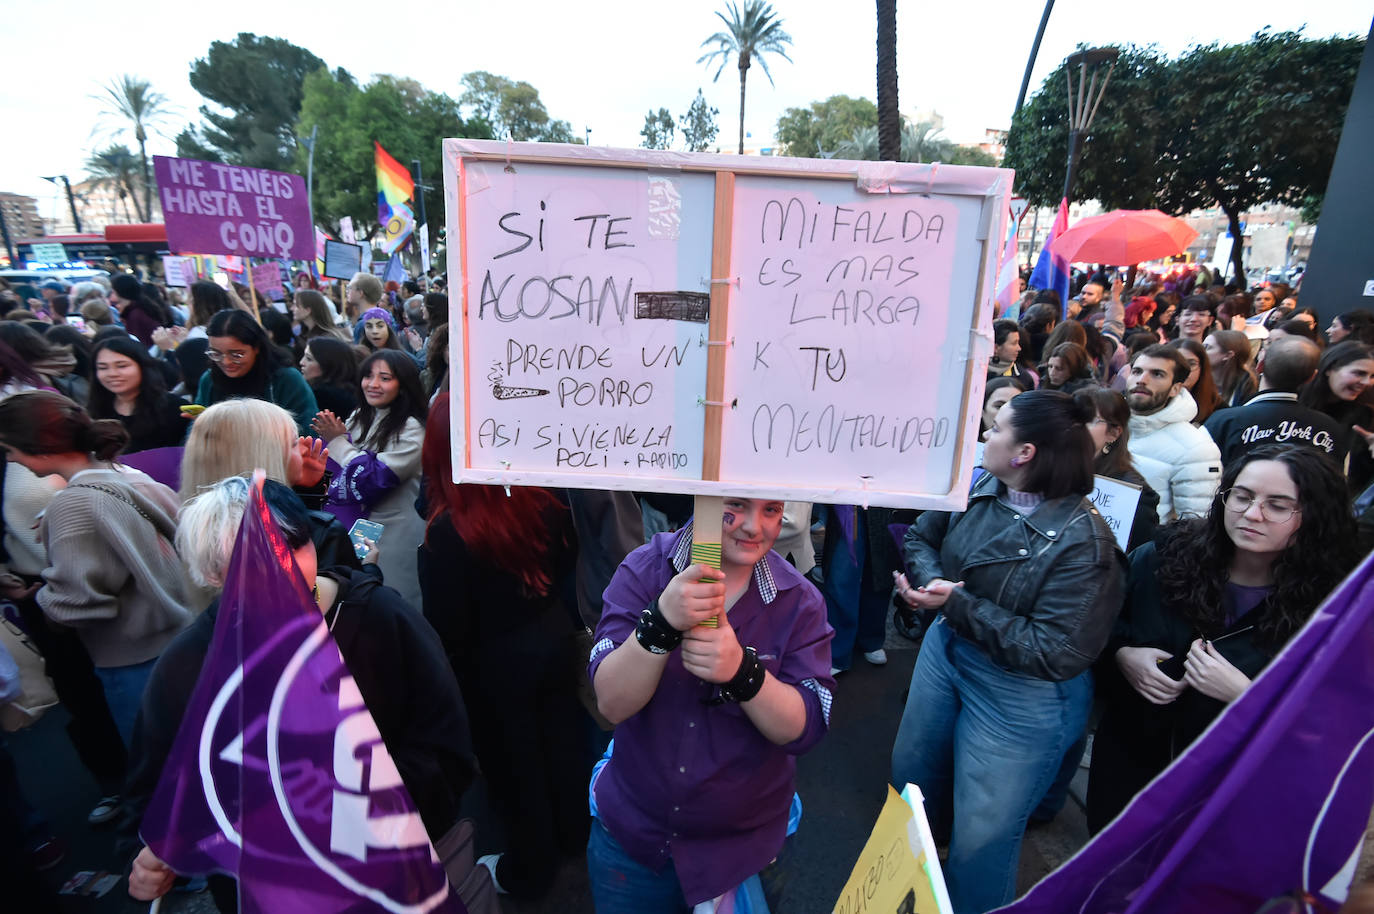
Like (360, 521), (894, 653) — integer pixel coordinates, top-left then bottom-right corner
(832, 785), (952, 914)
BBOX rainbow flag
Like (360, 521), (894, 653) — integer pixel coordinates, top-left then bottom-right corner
(375, 142), (414, 255)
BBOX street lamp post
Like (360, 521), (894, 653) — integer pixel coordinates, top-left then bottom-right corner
(42, 175), (82, 234)
(585, 126), (591, 146)
(1061, 47), (1119, 205)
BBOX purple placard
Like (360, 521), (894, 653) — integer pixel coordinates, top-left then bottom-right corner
(155, 155), (314, 260)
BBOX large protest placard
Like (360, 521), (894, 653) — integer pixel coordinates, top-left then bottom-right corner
(322, 239), (364, 280)
(154, 155), (314, 261)
(443, 141), (1011, 509)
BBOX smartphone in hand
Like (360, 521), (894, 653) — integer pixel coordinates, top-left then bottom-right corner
(348, 519), (384, 559)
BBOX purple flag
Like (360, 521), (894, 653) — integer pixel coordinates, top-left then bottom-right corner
(139, 482), (464, 913)
(1028, 198), (1071, 317)
(155, 155), (315, 260)
(997, 551), (1374, 913)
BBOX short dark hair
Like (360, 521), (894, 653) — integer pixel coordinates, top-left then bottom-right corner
(1270, 318), (1318, 342)
(1179, 294), (1216, 318)
(1260, 337), (1321, 392)
(993, 319), (1020, 347)
(1134, 344), (1190, 385)
(1005, 389), (1096, 499)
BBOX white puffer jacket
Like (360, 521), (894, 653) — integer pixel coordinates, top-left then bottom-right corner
(1127, 388), (1223, 523)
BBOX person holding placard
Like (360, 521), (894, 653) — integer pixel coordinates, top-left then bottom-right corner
(890, 390), (1125, 914)
(1085, 445), (1360, 834)
(586, 499), (834, 912)
(1076, 388), (1161, 553)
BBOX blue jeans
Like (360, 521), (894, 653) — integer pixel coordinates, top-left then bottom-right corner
(94, 658), (158, 749)
(890, 619), (1092, 914)
(587, 817), (690, 913)
(822, 508), (888, 670)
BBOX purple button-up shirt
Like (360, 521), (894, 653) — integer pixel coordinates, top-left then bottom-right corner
(588, 524), (835, 904)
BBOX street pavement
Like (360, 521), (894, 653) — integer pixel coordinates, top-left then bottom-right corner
(11, 615), (1089, 914)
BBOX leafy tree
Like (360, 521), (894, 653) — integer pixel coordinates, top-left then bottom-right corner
(698, 0), (793, 154)
(1003, 45), (1166, 211)
(295, 70), (492, 239)
(679, 90), (720, 152)
(640, 108), (675, 150)
(84, 145), (145, 222)
(1152, 31), (1362, 280)
(179, 33), (327, 172)
(93, 75), (174, 222)
(459, 71), (574, 142)
(876, 0), (899, 161)
(775, 95), (876, 157)
(1004, 33), (1361, 279)
(943, 145), (998, 167)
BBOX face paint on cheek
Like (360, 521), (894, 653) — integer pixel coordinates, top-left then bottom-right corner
(722, 512), (736, 527)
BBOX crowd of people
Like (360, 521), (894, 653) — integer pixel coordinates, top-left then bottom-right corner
(0, 260), (1371, 914)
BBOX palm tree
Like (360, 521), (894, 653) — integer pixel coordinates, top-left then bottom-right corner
(876, 0), (899, 161)
(837, 126), (880, 161)
(93, 75), (173, 222)
(699, 0), (793, 155)
(85, 145), (146, 223)
(901, 120), (953, 163)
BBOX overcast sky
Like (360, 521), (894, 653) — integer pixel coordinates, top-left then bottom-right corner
(3, 0), (1367, 225)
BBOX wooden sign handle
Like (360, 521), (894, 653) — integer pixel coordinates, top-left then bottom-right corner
(691, 494), (724, 627)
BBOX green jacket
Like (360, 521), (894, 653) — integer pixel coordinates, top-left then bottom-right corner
(195, 365), (319, 437)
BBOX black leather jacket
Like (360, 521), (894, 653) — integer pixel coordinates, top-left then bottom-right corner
(903, 473), (1126, 681)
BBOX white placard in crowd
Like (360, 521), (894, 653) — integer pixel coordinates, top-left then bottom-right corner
(443, 140), (1010, 510)
(1089, 474), (1143, 551)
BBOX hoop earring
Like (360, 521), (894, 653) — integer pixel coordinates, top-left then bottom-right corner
(1102, 441), (1114, 455)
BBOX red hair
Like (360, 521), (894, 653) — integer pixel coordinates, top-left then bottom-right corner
(422, 394), (571, 597)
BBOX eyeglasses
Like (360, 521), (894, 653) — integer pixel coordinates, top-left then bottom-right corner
(1221, 488), (1301, 522)
(207, 349), (250, 364)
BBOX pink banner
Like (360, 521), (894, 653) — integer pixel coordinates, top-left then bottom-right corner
(251, 261), (284, 300)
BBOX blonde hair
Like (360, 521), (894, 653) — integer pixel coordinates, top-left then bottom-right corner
(178, 399), (296, 501)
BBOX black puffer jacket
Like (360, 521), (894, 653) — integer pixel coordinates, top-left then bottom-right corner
(903, 472), (1126, 681)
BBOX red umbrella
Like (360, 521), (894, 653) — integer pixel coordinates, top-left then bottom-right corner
(1048, 209), (1198, 265)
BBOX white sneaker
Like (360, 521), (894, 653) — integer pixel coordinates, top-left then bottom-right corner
(477, 853), (509, 895)
(863, 649), (888, 666)
(88, 795), (121, 825)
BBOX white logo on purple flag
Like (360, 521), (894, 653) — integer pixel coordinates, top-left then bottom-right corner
(141, 485), (463, 913)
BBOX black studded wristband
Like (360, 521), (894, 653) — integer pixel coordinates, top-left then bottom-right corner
(719, 647), (766, 703)
(634, 599), (683, 655)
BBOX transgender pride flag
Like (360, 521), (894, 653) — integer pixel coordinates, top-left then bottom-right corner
(139, 479), (463, 913)
(376, 142), (415, 256)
